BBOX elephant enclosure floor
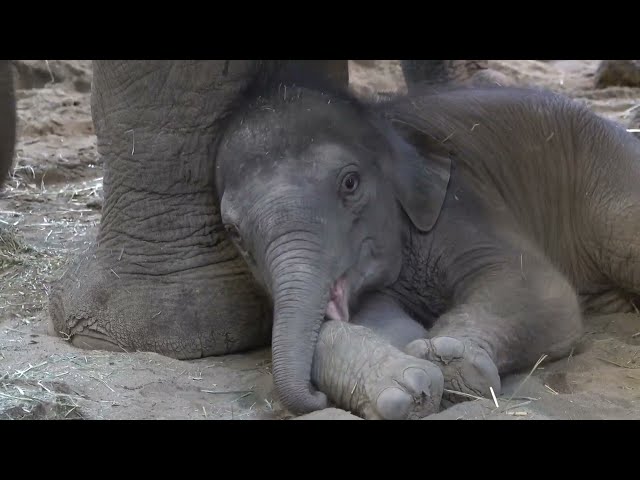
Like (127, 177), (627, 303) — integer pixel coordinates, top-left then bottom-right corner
(1, 60), (639, 420)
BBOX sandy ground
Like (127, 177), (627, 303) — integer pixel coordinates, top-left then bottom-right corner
(1, 60), (639, 420)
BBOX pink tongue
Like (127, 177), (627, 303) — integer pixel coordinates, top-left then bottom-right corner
(325, 276), (349, 322)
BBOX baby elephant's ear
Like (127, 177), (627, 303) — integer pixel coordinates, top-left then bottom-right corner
(387, 118), (452, 232)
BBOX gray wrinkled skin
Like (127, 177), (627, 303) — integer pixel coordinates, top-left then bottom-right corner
(48, 61), (271, 359)
(216, 76), (640, 418)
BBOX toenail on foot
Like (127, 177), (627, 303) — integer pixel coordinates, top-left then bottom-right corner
(403, 366), (431, 393)
(431, 336), (465, 363)
(405, 339), (430, 358)
(376, 387), (411, 420)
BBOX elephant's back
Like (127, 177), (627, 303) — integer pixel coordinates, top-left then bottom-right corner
(384, 85), (640, 288)
(383, 86), (588, 216)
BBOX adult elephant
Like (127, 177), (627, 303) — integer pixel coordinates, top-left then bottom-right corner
(0, 60), (16, 187)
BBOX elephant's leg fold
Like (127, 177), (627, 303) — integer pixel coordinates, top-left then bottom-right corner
(311, 320), (444, 420)
(407, 248), (583, 406)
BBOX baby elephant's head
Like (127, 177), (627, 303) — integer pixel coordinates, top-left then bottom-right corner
(215, 84), (451, 415)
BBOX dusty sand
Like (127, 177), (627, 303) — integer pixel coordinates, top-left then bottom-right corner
(1, 60), (639, 420)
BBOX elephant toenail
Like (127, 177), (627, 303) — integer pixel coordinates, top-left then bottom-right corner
(403, 366), (431, 392)
(376, 387), (411, 420)
(431, 336), (465, 363)
(405, 339), (431, 358)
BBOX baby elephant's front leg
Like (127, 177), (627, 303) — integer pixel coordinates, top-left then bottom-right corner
(311, 320), (444, 420)
(406, 253), (583, 407)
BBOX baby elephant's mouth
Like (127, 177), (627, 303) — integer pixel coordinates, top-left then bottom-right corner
(325, 274), (350, 322)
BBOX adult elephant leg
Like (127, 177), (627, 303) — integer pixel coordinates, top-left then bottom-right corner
(253, 60), (349, 87)
(48, 61), (274, 359)
(293, 60), (349, 86)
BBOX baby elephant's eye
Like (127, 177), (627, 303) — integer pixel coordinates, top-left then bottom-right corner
(342, 172), (360, 193)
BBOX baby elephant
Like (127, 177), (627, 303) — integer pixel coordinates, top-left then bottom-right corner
(215, 70), (640, 419)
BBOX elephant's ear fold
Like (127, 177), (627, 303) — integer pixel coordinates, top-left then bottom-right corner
(387, 118), (452, 232)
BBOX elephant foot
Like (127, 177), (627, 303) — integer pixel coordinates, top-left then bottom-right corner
(312, 321), (444, 420)
(405, 336), (501, 407)
(360, 354), (444, 420)
(48, 243), (272, 359)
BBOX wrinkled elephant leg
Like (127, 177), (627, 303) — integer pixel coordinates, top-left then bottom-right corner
(253, 60), (348, 90)
(48, 61), (271, 358)
(296, 60), (349, 87)
(400, 60), (511, 92)
(311, 320), (444, 420)
(406, 250), (583, 407)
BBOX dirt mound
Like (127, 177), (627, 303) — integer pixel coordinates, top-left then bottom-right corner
(595, 60), (640, 88)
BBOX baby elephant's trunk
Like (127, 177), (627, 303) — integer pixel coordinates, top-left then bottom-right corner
(269, 252), (332, 414)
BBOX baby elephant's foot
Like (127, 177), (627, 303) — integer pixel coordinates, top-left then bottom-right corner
(359, 354), (445, 420)
(405, 336), (500, 407)
(313, 322), (444, 420)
